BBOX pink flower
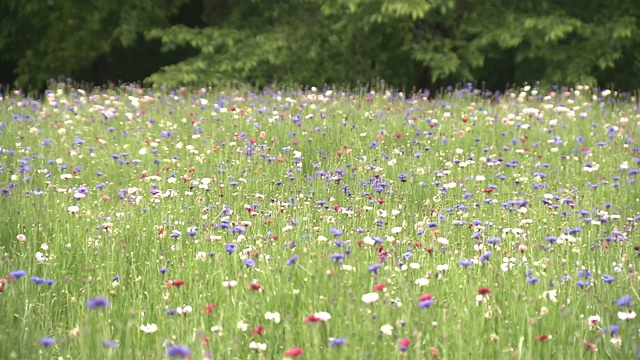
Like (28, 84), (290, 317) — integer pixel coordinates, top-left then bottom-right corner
(284, 347), (303, 357)
(398, 338), (411, 352)
(374, 283), (386, 291)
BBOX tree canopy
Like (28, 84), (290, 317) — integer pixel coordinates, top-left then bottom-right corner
(2, 0), (639, 91)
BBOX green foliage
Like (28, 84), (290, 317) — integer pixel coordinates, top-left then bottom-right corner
(147, 0), (640, 90)
(1, 0), (639, 90)
(0, 0), (186, 87)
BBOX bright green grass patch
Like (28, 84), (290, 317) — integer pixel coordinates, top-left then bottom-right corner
(0, 84), (639, 359)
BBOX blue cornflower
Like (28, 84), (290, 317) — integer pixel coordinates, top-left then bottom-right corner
(398, 173), (407, 182)
(165, 308), (178, 316)
(602, 274), (615, 283)
(244, 259), (256, 267)
(329, 228), (343, 236)
(167, 345), (190, 358)
(330, 337), (346, 347)
(576, 280), (586, 288)
(459, 259), (473, 268)
(616, 295), (632, 307)
(479, 251), (492, 264)
(368, 263), (382, 273)
(39, 337), (55, 347)
(330, 253), (345, 264)
(526, 277), (539, 284)
(525, 269), (533, 276)
(31, 276), (46, 284)
(578, 269), (592, 278)
(419, 299), (434, 309)
(170, 230), (181, 239)
(225, 243), (236, 254)
(604, 324), (619, 336)
(101, 340), (118, 348)
(159, 267), (167, 274)
(232, 226), (246, 234)
(487, 236), (500, 245)
(87, 296), (110, 309)
(287, 254), (298, 266)
(9, 270), (26, 279)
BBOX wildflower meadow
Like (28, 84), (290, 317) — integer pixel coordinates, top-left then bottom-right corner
(0, 83), (639, 359)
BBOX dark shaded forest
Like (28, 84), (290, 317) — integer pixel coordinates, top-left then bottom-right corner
(1, 0), (639, 92)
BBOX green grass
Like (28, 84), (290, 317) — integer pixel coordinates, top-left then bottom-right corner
(0, 84), (639, 359)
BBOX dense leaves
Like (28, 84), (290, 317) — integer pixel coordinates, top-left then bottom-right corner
(0, 0), (186, 87)
(146, 0), (640, 89)
(1, 0), (639, 90)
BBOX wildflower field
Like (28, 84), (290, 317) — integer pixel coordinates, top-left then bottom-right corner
(0, 83), (639, 359)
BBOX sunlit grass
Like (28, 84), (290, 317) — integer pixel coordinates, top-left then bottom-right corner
(0, 84), (639, 359)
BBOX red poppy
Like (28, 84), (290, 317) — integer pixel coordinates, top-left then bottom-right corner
(205, 303), (216, 313)
(534, 334), (550, 341)
(284, 347), (304, 357)
(304, 314), (321, 323)
(201, 335), (210, 346)
(583, 340), (597, 351)
(249, 283), (262, 291)
(398, 337), (411, 351)
(419, 294), (433, 301)
(373, 283), (386, 291)
(171, 280), (185, 287)
(251, 325), (264, 335)
(478, 288), (491, 295)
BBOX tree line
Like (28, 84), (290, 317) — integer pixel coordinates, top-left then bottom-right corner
(1, 0), (639, 92)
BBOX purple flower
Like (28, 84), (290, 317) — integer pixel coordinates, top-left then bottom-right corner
(39, 337), (55, 347)
(576, 280), (586, 288)
(458, 259), (473, 268)
(86, 296), (110, 309)
(330, 253), (345, 264)
(101, 340), (118, 348)
(287, 254), (299, 266)
(9, 270), (26, 279)
(419, 299), (434, 308)
(244, 259), (256, 267)
(167, 345), (190, 358)
(616, 295), (632, 307)
(479, 251), (492, 264)
(159, 267), (168, 274)
(601, 274), (615, 283)
(225, 243), (236, 254)
(604, 324), (619, 336)
(329, 228), (343, 236)
(232, 226), (246, 234)
(578, 269), (592, 278)
(487, 237), (500, 245)
(526, 277), (539, 284)
(330, 337), (346, 347)
(368, 263), (382, 273)
(170, 230), (181, 239)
